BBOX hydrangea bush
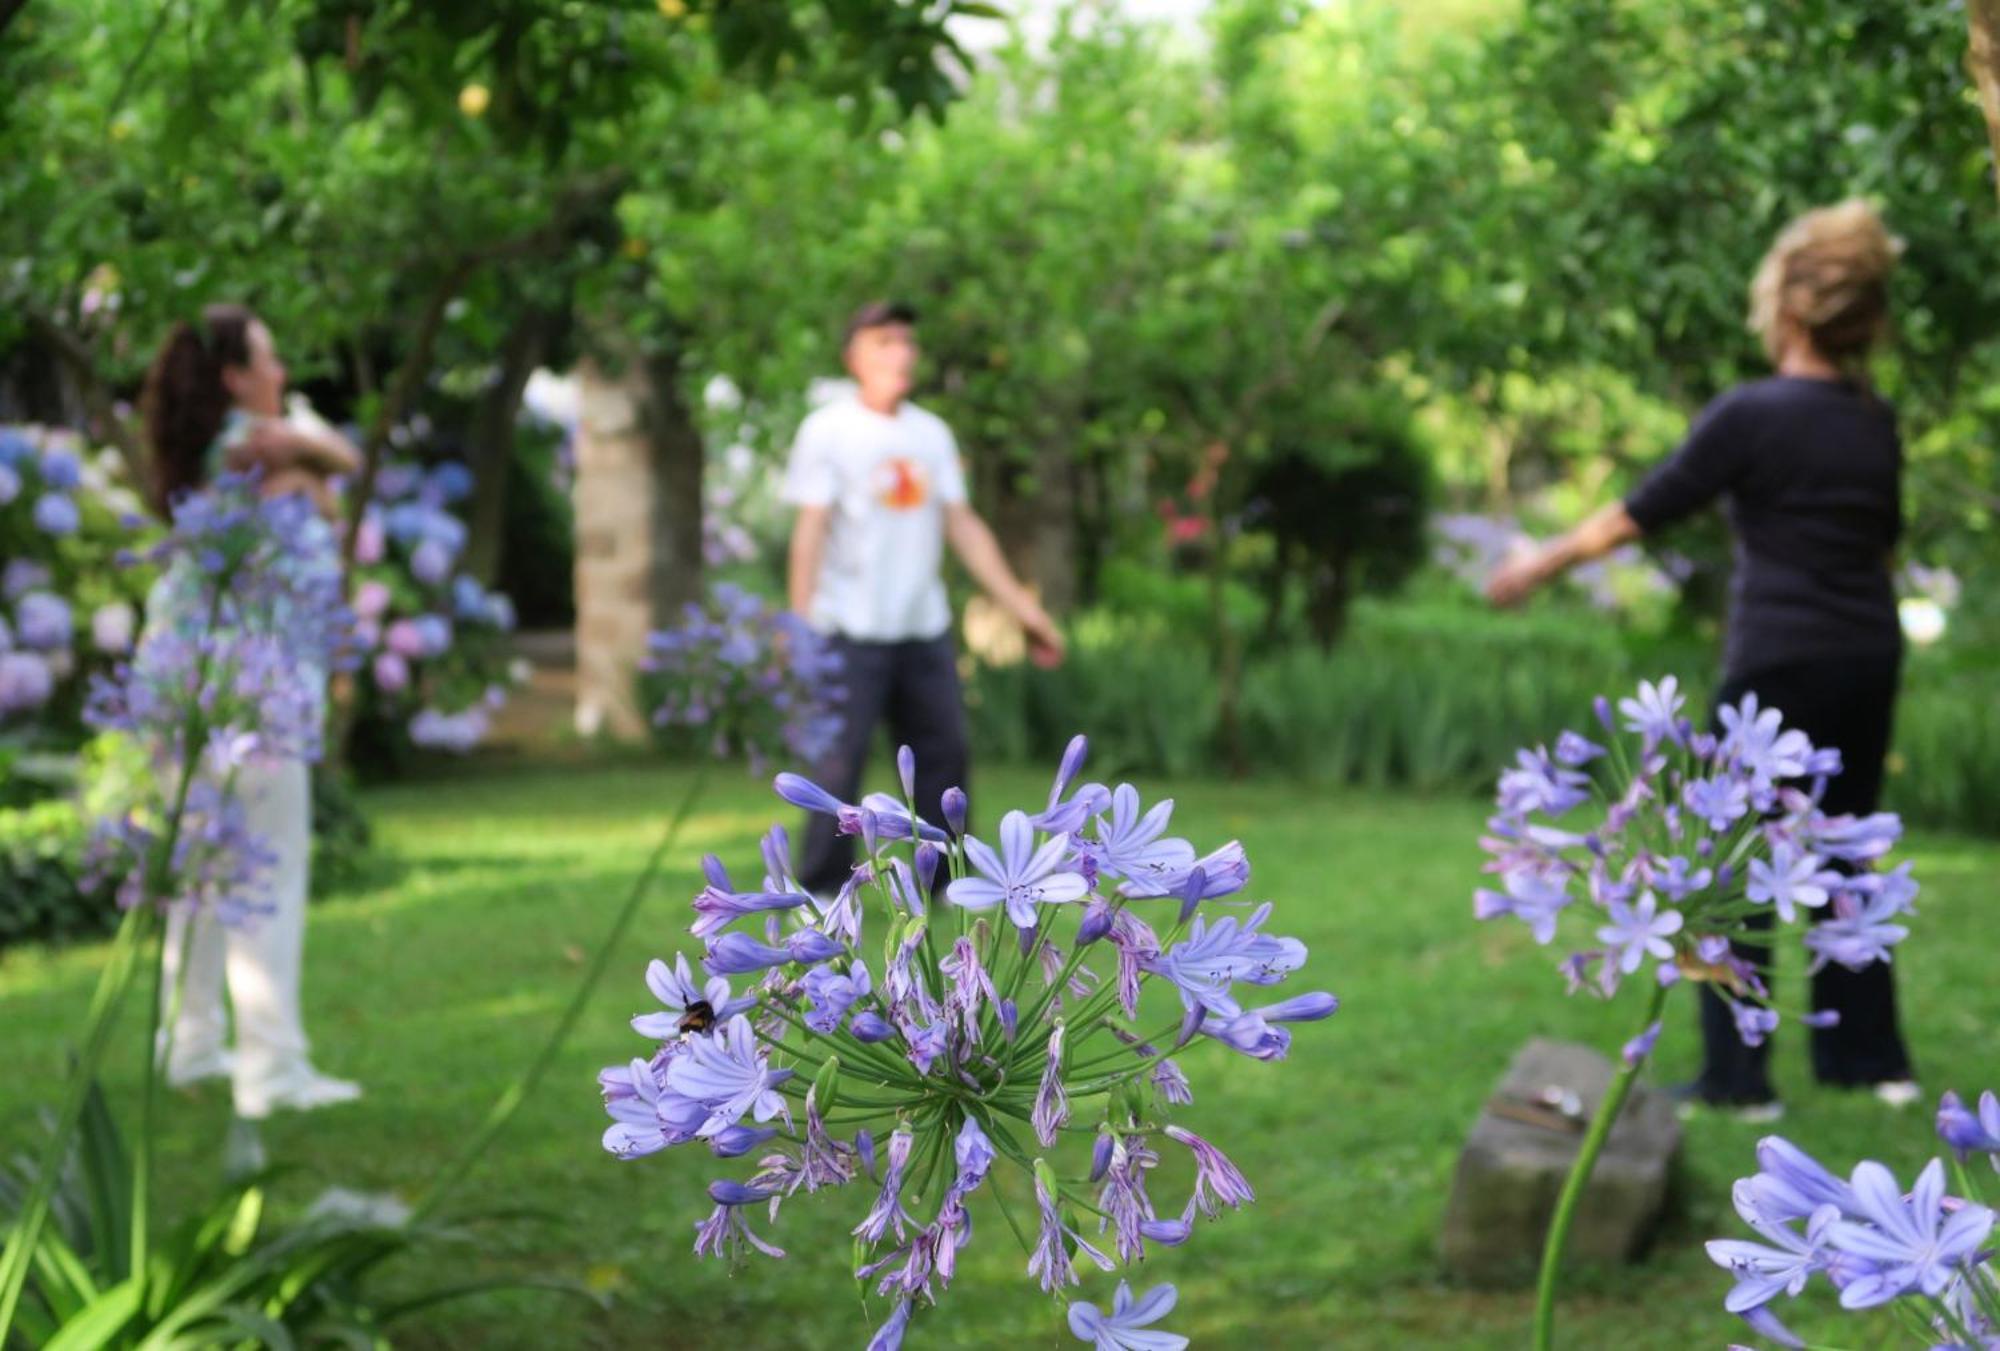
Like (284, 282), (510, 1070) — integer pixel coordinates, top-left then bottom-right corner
(599, 734), (1337, 1346)
(0, 425), (153, 739)
(1476, 677), (1920, 1350)
(350, 459), (520, 755)
(1708, 1090), (2000, 1348)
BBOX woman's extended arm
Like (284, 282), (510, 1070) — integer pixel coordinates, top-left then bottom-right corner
(1485, 502), (1641, 607)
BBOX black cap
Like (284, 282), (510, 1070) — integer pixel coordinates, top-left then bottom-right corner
(843, 299), (919, 346)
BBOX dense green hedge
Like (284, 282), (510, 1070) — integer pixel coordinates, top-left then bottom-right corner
(965, 601), (1996, 837)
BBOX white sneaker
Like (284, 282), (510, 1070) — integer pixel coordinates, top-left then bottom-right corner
(1735, 1100), (1787, 1125)
(1873, 1080), (1922, 1110)
(162, 1049), (235, 1088)
(238, 1070), (363, 1119)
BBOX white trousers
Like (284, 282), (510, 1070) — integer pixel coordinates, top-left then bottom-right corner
(160, 757), (317, 1119)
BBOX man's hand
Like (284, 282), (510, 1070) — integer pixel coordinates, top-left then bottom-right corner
(1017, 601), (1066, 668)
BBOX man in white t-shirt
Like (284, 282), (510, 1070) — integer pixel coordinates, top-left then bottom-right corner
(784, 300), (1064, 893)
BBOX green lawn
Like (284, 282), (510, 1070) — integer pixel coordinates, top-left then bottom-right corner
(3, 759), (1994, 1349)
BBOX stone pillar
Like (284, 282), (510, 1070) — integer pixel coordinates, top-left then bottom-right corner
(571, 343), (703, 740)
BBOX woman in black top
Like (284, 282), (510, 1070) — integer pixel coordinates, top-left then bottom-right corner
(1486, 200), (1915, 1116)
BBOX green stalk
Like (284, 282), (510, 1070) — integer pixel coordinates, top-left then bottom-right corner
(413, 763), (709, 1220)
(1531, 980), (1671, 1351)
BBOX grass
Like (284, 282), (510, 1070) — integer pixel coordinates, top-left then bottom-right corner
(2, 758), (1995, 1348)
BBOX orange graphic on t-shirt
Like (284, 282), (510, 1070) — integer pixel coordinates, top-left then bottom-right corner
(875, 458), (930, 510)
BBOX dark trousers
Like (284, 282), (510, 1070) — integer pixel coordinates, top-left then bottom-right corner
(799, 634), (970, 897)
(1696, 649), (1914, 1102)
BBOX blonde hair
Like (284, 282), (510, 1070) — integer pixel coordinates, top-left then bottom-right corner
(1747, 199), (1901, 369)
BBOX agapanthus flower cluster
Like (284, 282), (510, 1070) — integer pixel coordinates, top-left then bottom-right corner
(1476, 677), (1917, 1045)
(599, 736), (1337, 1346)
(0, 426), (151, 727)
(82, 474), (351, 916)
(641, 582), (843, 774)
(1707, 1090), (2000, 1348)
(350, 458), (521, 753)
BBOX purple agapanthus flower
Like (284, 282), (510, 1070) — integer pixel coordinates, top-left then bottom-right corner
(1719, 693), (1814, 788)
(1936, 1091), (2000, 1164)
(1197, 991), (1339, 1061)
(1618, 676), (1686, 747)
(1473, 868), (1570, 944)
(854, 1127), (916, 1244)
(947, 811), (1091, 929)
(663, 1016), (793, 1137)
(801, 960), (872, 1034)
(1029, 1167), (1116, 1292)
(866, 1299), (914, 1351)
(1733, 1004), (1780, 1048)
(1147, 902), (1305, 1019)
(1499, 746), (1591, 817)
(1745, 842), (1839, 923)
(691, 854), (810, 939)
(1034, 1023), (1070, 1146)
(631, 953), (757, 1038)
(1163, 1125), (1253, 1217)
(1825, 1159), (1995, 1308)
(1802, 887), (1911, 973)
(1085, 785), (1197, 891)
(1704, 1183), (1837, 1314)
(1067, 1280), (1188, 1351)
(1682, 776), (1750, 831)
(692, 1178), (785, 1261)
(1031, 735), (1112, 835)
(704, 929), (844, 975)
(1744, 1138), (1859, 1225)
(1596, 891), (1683, 975)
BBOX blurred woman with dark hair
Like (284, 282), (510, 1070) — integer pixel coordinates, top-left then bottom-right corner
(1486, 201), (1916, 1120)
(140, 303), (363, 1117)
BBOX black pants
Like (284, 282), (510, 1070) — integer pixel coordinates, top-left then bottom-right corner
(1696, 649), (1914, 1102)
(799, 634), (970, 897)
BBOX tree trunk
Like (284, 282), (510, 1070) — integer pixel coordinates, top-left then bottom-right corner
(1972, 0), (2000, 206)
(642, 345), (705, 618)
(462, 307), (554, 585)
(571, 333), (703, 741)
(1206, 466), (1246, 777)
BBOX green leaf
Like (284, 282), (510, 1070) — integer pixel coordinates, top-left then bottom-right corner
(42, 1276), (142, 1351)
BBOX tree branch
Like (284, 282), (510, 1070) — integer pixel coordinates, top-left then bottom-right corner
(1970, 0), (2000, 208)
(23, 310), (147, 488)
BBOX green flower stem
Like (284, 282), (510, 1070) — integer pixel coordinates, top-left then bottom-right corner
(413, 762), (710, 1221)
(1014, 906), (1119, 1041)
(1532, 979), (1672, 1351)
(0, 902), (149, 1338)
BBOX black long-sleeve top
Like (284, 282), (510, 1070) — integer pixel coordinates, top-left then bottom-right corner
(1623, 376), (1903, 679)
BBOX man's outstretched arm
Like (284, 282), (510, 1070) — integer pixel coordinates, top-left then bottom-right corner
(944, 502), (1065, 664)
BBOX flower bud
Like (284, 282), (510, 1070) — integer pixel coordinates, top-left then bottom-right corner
(812, 1054), (842, 1111)
(1089, 1132), (1115, 1183)
(941, 786), (968, 836)
(1076, 897), (1114, 946)
(915, 842), (941, 895)
(896, 744), (917, 801)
